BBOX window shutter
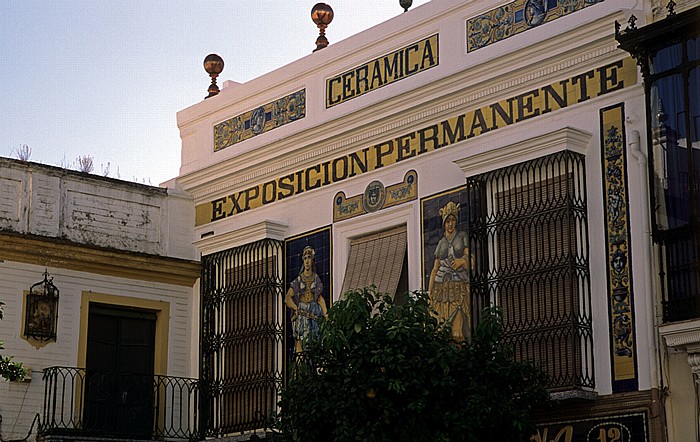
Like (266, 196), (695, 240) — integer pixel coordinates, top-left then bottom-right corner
(341, 225), (407, 296)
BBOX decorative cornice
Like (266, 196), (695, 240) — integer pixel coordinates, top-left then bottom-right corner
(0, 231), (200, 287)
(659, 319), (700, 349)
(179, 31), (624, 201)
(193, 220), (288, 256)
(454, 127), (593, 177)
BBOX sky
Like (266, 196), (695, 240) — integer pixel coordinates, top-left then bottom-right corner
(0, 0), (431, 185)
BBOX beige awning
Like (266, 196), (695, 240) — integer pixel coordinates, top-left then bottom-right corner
(340, 225), (407, 296)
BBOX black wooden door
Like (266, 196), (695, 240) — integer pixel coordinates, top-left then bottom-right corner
(84, 304), (156, 438)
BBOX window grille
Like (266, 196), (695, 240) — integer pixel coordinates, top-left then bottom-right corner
(467, 150), (594, 391)
(200, 239), (284, 436)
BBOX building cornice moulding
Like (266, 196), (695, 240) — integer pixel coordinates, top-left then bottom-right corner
(193, 220), (288, 256)
(0, 231), (200, 287)
(659, 320), (700, 350)
(454, 127), (593, 177)
(178, 17), (628, 201)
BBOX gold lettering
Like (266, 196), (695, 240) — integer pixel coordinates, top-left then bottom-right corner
(198, 58), (636, 226)
(211, 197), (226, 222)
(332, 156), (348, 181)
(371, 61), (384, 89)
(572, 70), (595, 103)
(542, 80), (568, 114)
(262, 180), (276, 204)
(326, 35), (438, 106)
(421, 37), (437, 69)
(342, 71), (355, 100)
(468, 109), (490, 137)
(396, 133), (417, 161)
(417, 124), (439, 154)
(384, 52), (401, 80)
(374, 141), (394, 168)
(516, 89), (540, 121)
(405, 43), (420, 74)
(349, 149), (369, 176)
(305, 165), (322, 190)
(356, 65), (369, 95)
(327, 76), (342, 106)
(440, 115), (467, 147)
(598, 60), (625, 95)
(491, 99), (514, 129)
(278, 173), (295, 199)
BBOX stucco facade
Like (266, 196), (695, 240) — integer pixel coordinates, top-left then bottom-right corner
(176, 0), (700, 440)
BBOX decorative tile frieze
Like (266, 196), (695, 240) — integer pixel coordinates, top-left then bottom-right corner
(467, 0), (605, 52)
(213, 89), (306, 152)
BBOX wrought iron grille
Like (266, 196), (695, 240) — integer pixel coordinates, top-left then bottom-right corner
(200, 239), (284, 437)
(657, 226), (700, 321)
(467, 150), (594, 391)
(40, 366), (199, 440)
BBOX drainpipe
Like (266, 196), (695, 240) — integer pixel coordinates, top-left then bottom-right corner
(627, 124), (665, 416)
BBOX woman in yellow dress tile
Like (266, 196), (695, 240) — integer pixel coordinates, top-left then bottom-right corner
(428, 201), (472, 341)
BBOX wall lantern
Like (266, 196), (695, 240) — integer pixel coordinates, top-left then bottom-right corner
(24, 270), (59, 342)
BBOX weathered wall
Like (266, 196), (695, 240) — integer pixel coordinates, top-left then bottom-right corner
(0, 158), (199, 441)
(0, 158), (196, 261)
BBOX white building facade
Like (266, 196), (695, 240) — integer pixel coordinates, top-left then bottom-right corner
(175, 0), (698, 440)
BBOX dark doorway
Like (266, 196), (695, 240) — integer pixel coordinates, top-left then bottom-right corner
(84, 304), (156, 438)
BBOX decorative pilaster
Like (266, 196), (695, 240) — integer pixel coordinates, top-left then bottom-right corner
(600, 103), (639, 392)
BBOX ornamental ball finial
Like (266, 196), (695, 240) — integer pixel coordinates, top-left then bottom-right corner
(203, 54), (224, 99)
(311, 3), (334, 52)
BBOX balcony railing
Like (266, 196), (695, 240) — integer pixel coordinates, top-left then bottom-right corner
(40, 367), (199, 441)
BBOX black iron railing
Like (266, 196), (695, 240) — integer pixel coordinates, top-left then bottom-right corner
(40, 366), (199, 440)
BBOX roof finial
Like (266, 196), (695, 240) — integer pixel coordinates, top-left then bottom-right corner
(311, 3), (334, 52)
(400, 0), (413, 12)
(203, 54), (224, 99)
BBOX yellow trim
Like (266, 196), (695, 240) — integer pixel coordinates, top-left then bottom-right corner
(0, 231), (200, 287)
(77, 292), (169, 376)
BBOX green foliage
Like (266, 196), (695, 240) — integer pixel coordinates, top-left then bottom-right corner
(0, 300), (28, 382)
(278, 287), (550, 442)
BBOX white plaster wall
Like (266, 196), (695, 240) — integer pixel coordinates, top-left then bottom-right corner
(177, 0), (669, 427)
(0, 260), (195, 441)
(187, 82), (655, 398)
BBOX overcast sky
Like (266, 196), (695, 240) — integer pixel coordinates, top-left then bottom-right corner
(0, 0), (431, 185)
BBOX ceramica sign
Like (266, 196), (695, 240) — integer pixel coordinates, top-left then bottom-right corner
(326, 34), (439, 108)
(196, 58), (636, 227)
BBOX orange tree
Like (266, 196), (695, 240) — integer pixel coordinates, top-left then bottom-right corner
(277, 288), (550, 442)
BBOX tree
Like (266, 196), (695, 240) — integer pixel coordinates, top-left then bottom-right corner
(12, 144), (31, 161)
(76, 155), (94, 173)
(278, 288), (550, 442)
(0, 301), (27, 382)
